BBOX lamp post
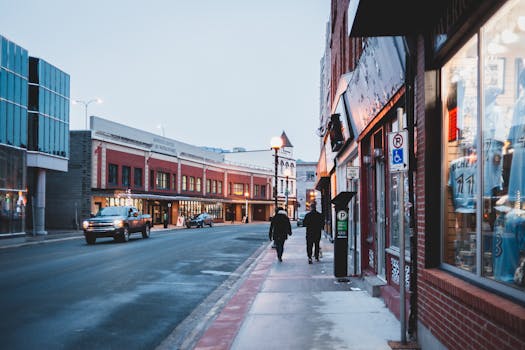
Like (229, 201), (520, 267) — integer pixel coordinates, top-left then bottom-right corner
(244, 191), (249, 223)
(284, 168), (291, 216)
(73, 98), (103, 130)
(270, 136), (283, 213)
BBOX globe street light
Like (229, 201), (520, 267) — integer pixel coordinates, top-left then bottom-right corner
(270, 136), (283, 213)
(73, 98), (103, 130)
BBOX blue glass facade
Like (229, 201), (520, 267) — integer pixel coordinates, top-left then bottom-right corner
(0, 35), (28, 147)
(28, 57), (70, 157)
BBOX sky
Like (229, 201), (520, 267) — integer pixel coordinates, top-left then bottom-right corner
(0, 0), (329, 161)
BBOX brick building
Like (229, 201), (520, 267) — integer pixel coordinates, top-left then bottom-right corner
(318, 0), (525, 349)
(46, 116), (283, 229)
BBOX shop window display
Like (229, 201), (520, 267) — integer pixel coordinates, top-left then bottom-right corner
(442, 1), (525, 292)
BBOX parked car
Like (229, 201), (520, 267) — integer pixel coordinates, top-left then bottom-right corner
(297, 212), (307, 227)
(186, 213), (214, 228)
(82, 206), (152, 244)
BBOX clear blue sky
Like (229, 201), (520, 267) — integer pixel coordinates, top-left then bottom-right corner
(1, 0), (329, 161)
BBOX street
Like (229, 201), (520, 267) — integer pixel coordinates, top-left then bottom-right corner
(0, 223), (270, 350)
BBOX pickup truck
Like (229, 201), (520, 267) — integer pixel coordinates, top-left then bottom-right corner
(82, 206), (152, 244)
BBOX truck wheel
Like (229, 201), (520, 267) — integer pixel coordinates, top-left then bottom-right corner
(121, 227), (130, 242)
(85, 235), (96, 245)
(209, 221), (213, 227)
(142, 224), (151, 239)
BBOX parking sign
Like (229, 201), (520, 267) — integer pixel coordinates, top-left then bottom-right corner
(388, 130), (408, 172)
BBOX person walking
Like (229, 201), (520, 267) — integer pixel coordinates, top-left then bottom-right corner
(268, 207), (292, 262)
(303, 202), (325, 264)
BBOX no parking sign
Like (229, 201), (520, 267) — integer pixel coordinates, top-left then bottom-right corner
(388, 130), (409, 172)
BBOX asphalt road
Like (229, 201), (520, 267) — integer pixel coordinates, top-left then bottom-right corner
(0, 223), (270, 350)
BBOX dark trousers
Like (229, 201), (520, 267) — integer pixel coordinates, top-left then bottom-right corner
(274, 239), (285, 259)
(306, 236), (320, 259)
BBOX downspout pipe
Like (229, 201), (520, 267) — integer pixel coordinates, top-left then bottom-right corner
(403, 35), (418, 342)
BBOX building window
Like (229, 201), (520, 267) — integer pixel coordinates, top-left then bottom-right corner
(134, 168), (142, 188)
(108, 164), (118, 186)
(280, 179), (284, 194)
(254, 184), (259, 197)
(122, 166), (130, 187)
(261, 184), (266, 198)
(156, 171), (169, 190)
(212, 180), (217, 193)
(189, 176), (195, 191)
(206, 179), (211, 193)
(182, 175), (187, 191)
(441, 0), (525, 296)
(196, 178), (202, 192)
(150, 170), (155, 189)
(217, 181), (222, 195)
(233, 183), (244, 195)
(306, 171), (316, 181)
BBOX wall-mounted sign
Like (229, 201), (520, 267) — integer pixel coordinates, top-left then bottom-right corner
(346, 166), (359, 179)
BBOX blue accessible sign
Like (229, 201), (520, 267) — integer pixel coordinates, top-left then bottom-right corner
(388, 130), (408, 172)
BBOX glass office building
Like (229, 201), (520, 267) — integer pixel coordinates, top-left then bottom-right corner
(0, 34), (69, 236)
(28, 57), (70, 157)
(0, 35), (28, 235)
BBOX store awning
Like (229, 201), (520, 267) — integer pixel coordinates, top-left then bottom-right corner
(347, 0), (444, 37)
(345, 36), (406, 137)
(314, 147), (330, 191)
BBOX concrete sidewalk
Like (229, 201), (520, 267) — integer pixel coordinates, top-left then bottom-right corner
(193, 228), (404, 350)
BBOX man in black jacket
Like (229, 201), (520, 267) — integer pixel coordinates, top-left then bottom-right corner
(303, 202), (324, 264)
(268, 207), (292, 262)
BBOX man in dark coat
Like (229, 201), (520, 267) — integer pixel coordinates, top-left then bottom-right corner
(268, 207), (292, 262)
(303, 202), (324, 264)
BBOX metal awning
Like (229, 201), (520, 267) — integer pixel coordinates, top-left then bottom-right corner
(347, 0), (445, 37)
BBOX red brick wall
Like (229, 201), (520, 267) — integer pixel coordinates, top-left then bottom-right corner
(205, 169), (224, 198)
(148, 158), (178, 193)
(180, 164), (204, 195)
(105, 149), (145, 189)
(330, 0), (349, 106)
(252, 176), (269, 200)
(227, 173), (251, 199)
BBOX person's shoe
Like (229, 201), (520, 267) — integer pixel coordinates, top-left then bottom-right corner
(308, 258), (313, 264)
(315, 257), (320, 262)
(278, 257), (283, 262)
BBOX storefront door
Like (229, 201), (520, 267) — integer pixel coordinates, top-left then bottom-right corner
(376, 159), (386, 279)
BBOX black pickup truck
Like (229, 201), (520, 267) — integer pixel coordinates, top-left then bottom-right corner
(82, 206), (152, 244)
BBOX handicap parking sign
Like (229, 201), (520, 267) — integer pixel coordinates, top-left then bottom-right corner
(388, 130), (408, 172)
(393, 149), (403, 164)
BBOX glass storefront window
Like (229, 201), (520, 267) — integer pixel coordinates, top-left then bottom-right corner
(442, 0), (525, 292)
(442, 34), (480, 272)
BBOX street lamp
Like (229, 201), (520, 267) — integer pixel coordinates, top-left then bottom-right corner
(244, 191), (249, 223)
(73, 98), (103, 130)
(284, 168), (291, 216)
(270, 136), (283, 213)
